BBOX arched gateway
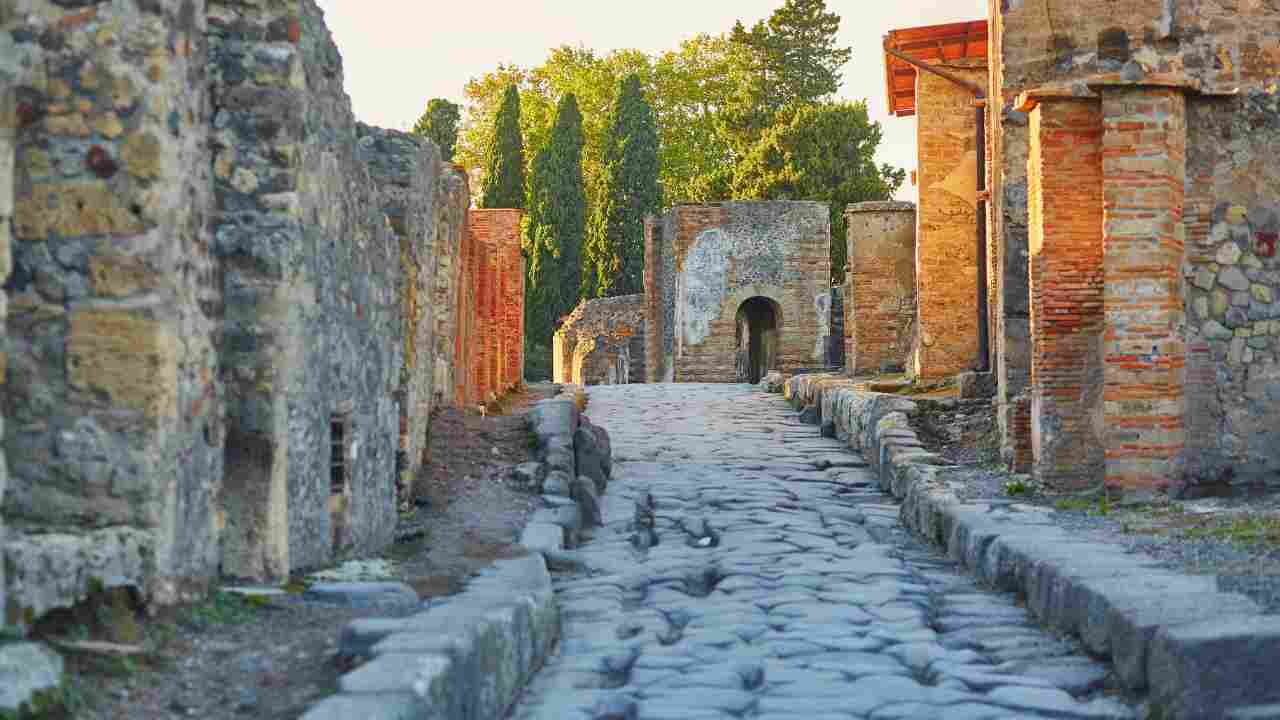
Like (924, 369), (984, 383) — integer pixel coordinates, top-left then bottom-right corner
(735, 296), (781, 383)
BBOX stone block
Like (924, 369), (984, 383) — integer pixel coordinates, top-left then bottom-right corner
(1107, 591), (1261, 692)
(1148, 616), (1280, 719)
(337, 617), (413, 658)
(67, 309), (177, 418)
(303, 582), (420, 610)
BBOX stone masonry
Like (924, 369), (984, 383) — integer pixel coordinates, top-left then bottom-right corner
(0, 0), (522, 633)
(644, 201), (831, 383)
(553, 294), (645, 386)
(844, 201), (916, 376)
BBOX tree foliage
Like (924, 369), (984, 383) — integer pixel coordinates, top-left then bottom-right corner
(479, 85), (526, 209)
(732, 102), (906, 283)
(455, 0), (899, 285)
(584, 75), (662, 298)
(411, 98), (461, 161)
(525, 94), (587, 347)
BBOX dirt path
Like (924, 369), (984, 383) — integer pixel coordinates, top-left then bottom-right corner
(39, 384), (555, 719)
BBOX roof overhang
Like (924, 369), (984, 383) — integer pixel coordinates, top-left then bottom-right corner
(884, 20), (988, 118)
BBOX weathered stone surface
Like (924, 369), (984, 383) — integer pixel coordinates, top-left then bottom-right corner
(644, 202), (831, 384)
(1148, 616), (1280, 719)
(571, 475), (603, 528)
(304, 582), (420, 610)
(0, 642), (64, 714)
(555, 296), (645, 386)
(575, 422), (609, 493)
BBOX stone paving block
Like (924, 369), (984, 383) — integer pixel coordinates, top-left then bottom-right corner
(1148, 615), (1280, 719)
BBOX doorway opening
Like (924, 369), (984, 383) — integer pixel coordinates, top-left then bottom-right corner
(735, 297), (780, 384)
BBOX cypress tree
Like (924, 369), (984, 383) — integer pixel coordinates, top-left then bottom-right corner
(584, 74), (662, 298)
(481, 85), (526, 209)
(525, 94), (586, 348)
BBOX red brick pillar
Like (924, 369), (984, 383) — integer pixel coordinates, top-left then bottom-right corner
(845, 201), (916, 376)
(1100, 87), (1187, 492)
(1027, 97), (1105, 490)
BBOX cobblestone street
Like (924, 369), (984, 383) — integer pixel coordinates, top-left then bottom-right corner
(513, 384), (1135, 720)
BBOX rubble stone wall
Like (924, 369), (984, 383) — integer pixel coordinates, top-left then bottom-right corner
(553, 294), (645, 386)
(3, 0), (221, 622)
(0, 0), (519, 631)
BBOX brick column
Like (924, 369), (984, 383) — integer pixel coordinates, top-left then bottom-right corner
(1100, 87), (1187, 492)
(1027, 97), (1105, 490)
(845, 202), (916, 376)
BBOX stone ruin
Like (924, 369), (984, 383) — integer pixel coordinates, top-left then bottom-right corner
(643, 201), (833, 384)
(0, 0), (524, 632)
(552, 294), (645, 386)
(853, 4), (1280, 497)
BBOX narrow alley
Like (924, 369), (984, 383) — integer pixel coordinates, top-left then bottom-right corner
(512, 384), (1134, 720)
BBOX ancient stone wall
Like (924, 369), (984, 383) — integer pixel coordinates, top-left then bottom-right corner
(0, 0), (517, 631)
(996, 0), (1280, 491)
(3, 0), (221, 623)
(553, 294), (645, 386)
(914, 64), (987, 379)
(649, 202), (830, 383)
(431, 164), (470, 409)
(211, 0), (407, 575)
(845, 202), (916, 376)
(357, 124), (444, 505)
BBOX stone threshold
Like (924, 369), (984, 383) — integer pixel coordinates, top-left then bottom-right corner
(781, 373), (1280, 720)
(301, 385), (610, 720)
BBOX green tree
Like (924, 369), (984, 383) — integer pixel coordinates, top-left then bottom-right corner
(480, 85), (527, 209)
(731, 101), (905, 283)
(411, 98), (461, 161)
(724, 0), (852, 153)
(584, 74), (662, 298)
(525, 94), (587, 349)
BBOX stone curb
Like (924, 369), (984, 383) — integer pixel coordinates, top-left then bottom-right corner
(303, 553), (558, 720)
(782, 374), (1280, 720)
(304, 384), (615, 720)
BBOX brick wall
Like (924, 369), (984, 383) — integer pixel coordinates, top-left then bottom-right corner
(845, 202), (916, 376)
(643, 216), (664, 382)
(465, 209), (524, 403)
(1028, 98), (1105, 490)
(1100, 87), (1187, 492)
(993, 0), (1280, 491)
(914, 65), (988, 379)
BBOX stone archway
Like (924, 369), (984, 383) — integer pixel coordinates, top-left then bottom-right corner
(735, 297), (781, 384)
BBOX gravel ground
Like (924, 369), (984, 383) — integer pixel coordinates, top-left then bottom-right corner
(909, 395), (1280, 613)
(38, 384), (554, 719)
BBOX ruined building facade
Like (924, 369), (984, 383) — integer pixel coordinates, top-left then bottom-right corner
(0, 0), (523, 632)
(644, 202), (832, 384)
(553, 294), (645, 386)
(871, 2), (1280, 496)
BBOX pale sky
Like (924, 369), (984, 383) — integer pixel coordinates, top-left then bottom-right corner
(314, 1), (987, 202)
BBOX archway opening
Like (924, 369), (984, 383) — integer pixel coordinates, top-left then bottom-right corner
(735, 297), (780, 383)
